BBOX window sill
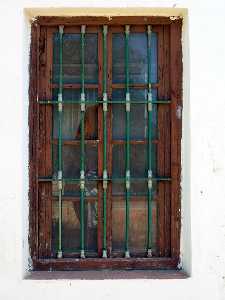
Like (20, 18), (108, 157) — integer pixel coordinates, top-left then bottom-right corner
(32, 257), (179, 271)
(25, 270), (188, 280)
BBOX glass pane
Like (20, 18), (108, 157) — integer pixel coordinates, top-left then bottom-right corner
(131, 181), (157, 196)
(53, 33), (79, 84)
(150, 32), (158, 84)
(129, 33), (148, 83)
(112, 34), (124, 84)
(53, 104), (98, 140)
(84, 34), (98, 84)
(112, 32), (157, 83)
(112, 103), (125, 140)
(112, 89), (158, 140)
(112, 198), (157, 252)
(53, 89), (98, 140)
(112, 145), (125, 195)
(112, 144), (157, 177)
(53, 33), (98, 84)
(52, 200), (98, 254)
(112, 144), (157, 195)
(112, 145), (125, 178)
(131, 144), (157, 196)
(53, 144), (98, 179)
(131, 144), (147, 177)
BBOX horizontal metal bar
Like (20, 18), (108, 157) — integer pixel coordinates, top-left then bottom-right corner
(110, 100), (171, 104)
(52, 82), (159, 89)
(109, 177), (171, 182)
(38, 100), (171, 104)
(52, 195), (157, 201)
(52, 139), (158, 145)
(38, 177), (171, 182)
(115, 177), (169, 182)
(52, 83), (99, 89)
(112, 82), (159, 88)
(108, 100), (171, 104)
(38, 100), (98, 104)
(52, 139), (99, 145)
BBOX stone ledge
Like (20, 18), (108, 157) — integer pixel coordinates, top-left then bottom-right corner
(25, 270), (188, 280)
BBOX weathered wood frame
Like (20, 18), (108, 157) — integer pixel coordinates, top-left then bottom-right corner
(29, 16), (182, 271)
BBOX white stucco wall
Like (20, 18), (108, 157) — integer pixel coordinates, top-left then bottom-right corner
(0, 0), (225, 299)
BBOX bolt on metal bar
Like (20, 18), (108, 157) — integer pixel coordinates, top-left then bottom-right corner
(102, 25), (108, 258)
(147, 25), (153, 257)
(125, 25), (130, 258)
(80, 25), (86, 259)
(57, 25), (64, 259)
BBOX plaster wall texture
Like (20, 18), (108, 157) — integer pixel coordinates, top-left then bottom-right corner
(0, 1), (225, 299)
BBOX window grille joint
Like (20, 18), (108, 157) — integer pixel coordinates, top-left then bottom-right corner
(147, 248), (153, 257)
(125, 25), (130, 35)
(59, 25), (64, 34)
(147, 25), (152, 34)
(103, 169), (108, 190)
(103, 25), (108, 35)
(103, 93), (108, 112)
(102, 249), (107, 258)
(126, 92), (130, 112)
(80, 93), (85, 111)
(80, 170), (85, 190)
(57, 250), (63, 258)
(148, 92), (152, 111)
(148, 170), (153, 190)
(81, 25), (86, 34)
(126, 170), (130, 190)
(80, 250), (85, 259)
(125, 250), (130, 258)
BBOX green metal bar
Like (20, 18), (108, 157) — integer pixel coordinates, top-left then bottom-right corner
(39, 100), (98, 104)
(39, 100), (171, 104)
(57, 25), (64, 259)
(81, 26), (85, 96)
(103, 25), (108, 98)
(125, 25), (130, 258)
(80, 25), (86, 259)
(102, 25), (108, 258)
(147, 25), (153, 257)
(109, 100), (171, 104)
(38, 176), (171, 182)
(125, 26), (130, 94)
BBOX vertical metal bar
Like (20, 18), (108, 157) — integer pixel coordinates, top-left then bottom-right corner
(147, 25), (153, 257)
(80, 25), (86, 259)
(125, 25), (130, 258)
(102, 25), (108, 258)
(107, 28), (113, 257)
(57, 25), (64, 259)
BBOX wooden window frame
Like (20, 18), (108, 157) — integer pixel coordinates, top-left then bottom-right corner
(29, 16), (182, 271)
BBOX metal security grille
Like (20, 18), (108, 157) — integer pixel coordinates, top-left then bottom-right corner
(30, 17), (182, 271)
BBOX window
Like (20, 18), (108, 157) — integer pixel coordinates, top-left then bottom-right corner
(29, 16), (182, 271)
